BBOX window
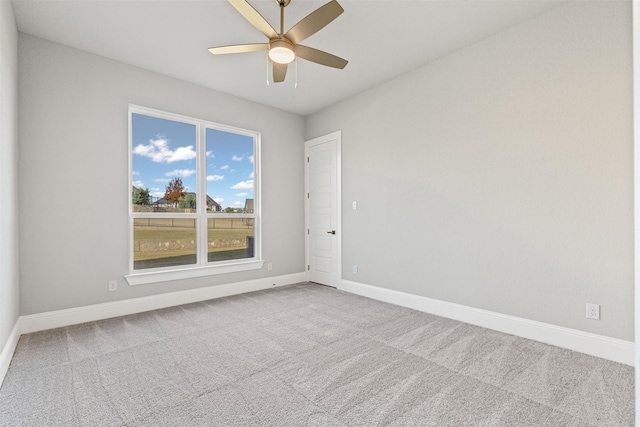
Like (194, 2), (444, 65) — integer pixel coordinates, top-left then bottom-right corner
(126, 105), (262, 285)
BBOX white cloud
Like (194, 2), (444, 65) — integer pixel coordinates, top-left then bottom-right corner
(232, 155), (243, 162)
(154, 178), (170, 183)
(231, 180), (254, 190)
(168, 146), (197, 163)
(132, 180), (144, 188)
(132, 171), (140, 176)
(233, 201), (243, 206)
(132, 137), (196, 163)
(220, 165), (230, 170)
(248, 155), (254, 164)
(150, 187), (165, 199)
(165, 169), (196, 178)
(248, 172), (254, 179)
(214, 197), (224, 204)
(235, 192), (248, 197)
(207, 174), (224, 182)
(206, 151), (214, 158)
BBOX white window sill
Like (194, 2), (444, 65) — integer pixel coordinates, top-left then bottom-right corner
(125, 260), (265, 286)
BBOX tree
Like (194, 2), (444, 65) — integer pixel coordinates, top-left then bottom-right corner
(178, 193), (196, 210)
(165, 177), (186, 208)
(132, 187), (151, 205)
(225, 207), (235, 213)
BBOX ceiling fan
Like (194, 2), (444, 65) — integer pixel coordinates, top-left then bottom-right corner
(208, 0), (348, 83)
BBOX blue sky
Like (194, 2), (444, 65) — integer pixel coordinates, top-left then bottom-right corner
(131, 113), (255, 210)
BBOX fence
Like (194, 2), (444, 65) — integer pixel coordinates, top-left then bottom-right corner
(133, 218), (196, 228)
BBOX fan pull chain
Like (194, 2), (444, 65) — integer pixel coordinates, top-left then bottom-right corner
(294, 57), (298, 89)
(266, 53), (270, 86)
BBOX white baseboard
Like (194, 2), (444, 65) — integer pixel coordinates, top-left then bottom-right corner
(5, 273), (631, 390)
(0, 320), (21, 387)
(19, 272), (307, 335)
(339, 280), (634, 366)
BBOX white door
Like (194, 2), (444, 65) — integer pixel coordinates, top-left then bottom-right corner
(306, 131), (341, 287)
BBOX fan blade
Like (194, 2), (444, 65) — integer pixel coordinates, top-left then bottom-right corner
(273, 62), (288, 83)
(285, 0), (343, 45)
(208, 43), (269, 55)
(295, 45), (348, 69)
(228, 0), (278, 40)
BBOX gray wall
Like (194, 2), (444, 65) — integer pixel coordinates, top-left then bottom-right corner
(306, 2), (634, 341)
(0, 2), (19, 351)
(18, 34), (306, 315)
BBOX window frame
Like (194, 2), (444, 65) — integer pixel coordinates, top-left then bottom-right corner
(125, 105), (263, 286)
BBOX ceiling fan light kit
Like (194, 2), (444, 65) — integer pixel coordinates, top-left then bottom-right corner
(269, 39), (295, 64)
(209, 0), (348, 84)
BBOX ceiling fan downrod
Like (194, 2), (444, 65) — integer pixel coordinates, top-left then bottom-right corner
(276, 0), (290, 37)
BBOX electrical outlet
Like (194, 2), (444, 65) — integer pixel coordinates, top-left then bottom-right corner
(353, 265), (358, 274)
(586, 303), (600, 320)
(267, 263), (273, 271)
(108, 280), (117, 292)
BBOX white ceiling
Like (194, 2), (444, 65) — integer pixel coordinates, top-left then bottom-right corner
(12, 0), (564, 116)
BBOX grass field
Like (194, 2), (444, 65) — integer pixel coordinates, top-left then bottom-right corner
(134, 228), (252, 241)
(133, 249), (250, 270)
(133, 225), (254, 265)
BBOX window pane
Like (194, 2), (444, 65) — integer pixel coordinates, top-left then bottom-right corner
(133, 218), (197, 269)
(206, 128), (254, 214)
(207, 217), (255, 262)
(131, 113), (197, 213)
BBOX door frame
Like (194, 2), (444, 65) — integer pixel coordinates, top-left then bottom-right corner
(633, 2), (639, 424)
(305, 131), (342, 287)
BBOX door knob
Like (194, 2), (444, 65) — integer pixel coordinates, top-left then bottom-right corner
(327, 230), (336, 235)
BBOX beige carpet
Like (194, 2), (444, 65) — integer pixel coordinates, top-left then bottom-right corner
(0, 283), (634, 426)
